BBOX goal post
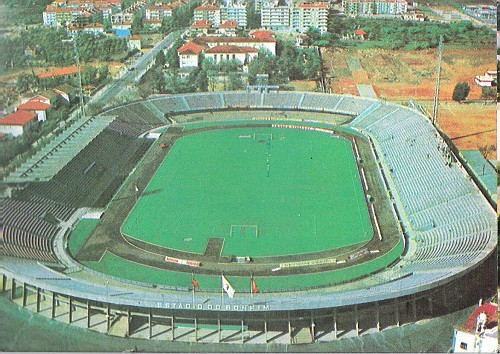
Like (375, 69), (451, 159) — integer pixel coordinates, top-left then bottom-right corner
(230, 225), (259, 238)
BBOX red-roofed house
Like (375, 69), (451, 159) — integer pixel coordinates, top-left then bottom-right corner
(190, 19), (213, 35)
(194, 36), (276, 55)
(17, 100), (52, 122)
(36, 66), (79, 82)
(177, 41), (206, 68)
(128, 34), (142, 51)
(249, 29), (275, 39)
(452, 302), (498, 352)
(218, 20), (238, 36)
(204, 45), (258, 65)
(194, 5), (220, 26)
(354, 28), (367, 40)
(0, 111), (38, 137)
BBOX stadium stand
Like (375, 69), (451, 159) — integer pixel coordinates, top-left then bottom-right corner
(5, 115), (115, 183)
(261, 92), (303, 108)
(184, 93), (224, 110)
(15, 129), (152, 208)
(1, 197), (75, 262)
(106, 102), (165, 137)
(0, 92), (496, 341)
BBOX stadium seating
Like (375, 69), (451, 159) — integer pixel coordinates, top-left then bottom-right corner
(16, 129), (152, 208)
(106, 102), (165, 137)
(1, 91), (496, 311)
(184, 93), (224, 110)
(0, 197), (73, 263)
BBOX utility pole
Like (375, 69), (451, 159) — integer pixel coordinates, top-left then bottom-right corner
(432, 35), (443, 126)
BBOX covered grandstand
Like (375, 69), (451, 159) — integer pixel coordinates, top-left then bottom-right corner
(0, 91), (496, 344)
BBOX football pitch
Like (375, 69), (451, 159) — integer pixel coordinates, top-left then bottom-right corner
(122, 127), (372, 257)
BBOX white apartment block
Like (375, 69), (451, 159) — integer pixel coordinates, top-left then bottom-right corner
(145, 2), (174, 20)
(261, 1), (329, 33)
(194, 5), (221, 26)
(342, 0), (407, 15)
(261, 0), (290, 31)
(220, 3), (247, 28)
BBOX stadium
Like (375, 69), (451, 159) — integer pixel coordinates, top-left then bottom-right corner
(0, 91), (497, 345)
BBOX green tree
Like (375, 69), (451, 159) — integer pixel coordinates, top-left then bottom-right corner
(227, 72), (244, 90)
(480, 87), (496, 100)
(16, 73), (39, 93)
(195, 69), (209, 91)
(452, 82), (471, 102)
(155, 51), (166, 68)
(246, 0), (261, 29)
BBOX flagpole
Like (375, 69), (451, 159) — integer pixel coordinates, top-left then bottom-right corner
(250, 273), (253, 298)
(220, 273), (224, 307)
(192, 272), (195, 308)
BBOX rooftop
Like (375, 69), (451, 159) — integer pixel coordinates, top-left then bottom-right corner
(457, 303), (498, 334)
(205, 45), (258, 54)
(195, 5), (219, 10)
(191, 19), (213, 28)
(196, 36), (276, 43)
(18, 101), (51, 111)
(36, 66), (79, 79)
(0, 111), (37, 126)
(219, 20), (238, 28)
(177, 41), (206, 55)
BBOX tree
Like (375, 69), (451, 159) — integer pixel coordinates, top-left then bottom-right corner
(452, 82), (470, 102)
(155, 51), (166, 68)
(478, 145), (495, 160)
(16, 73), (39, 93)
(195, 69), (209, 91)
(480, 87), (496, 100)
(227, 72), (244, 90)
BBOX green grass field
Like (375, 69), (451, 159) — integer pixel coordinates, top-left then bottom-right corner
(122, 127), (372, 257)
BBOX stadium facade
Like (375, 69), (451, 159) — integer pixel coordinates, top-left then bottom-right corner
(1, 92), (497, 344)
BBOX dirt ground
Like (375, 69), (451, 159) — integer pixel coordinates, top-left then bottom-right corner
(322, 47), (497, 150)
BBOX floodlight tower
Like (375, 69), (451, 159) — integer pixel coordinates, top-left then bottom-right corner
(432, 35), (443, 125)
(72, 32), (86, 118)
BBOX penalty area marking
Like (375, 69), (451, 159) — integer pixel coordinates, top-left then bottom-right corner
(230, 224), (259, 238)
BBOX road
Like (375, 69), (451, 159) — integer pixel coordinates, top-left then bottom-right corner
(89, 30), (183, 109)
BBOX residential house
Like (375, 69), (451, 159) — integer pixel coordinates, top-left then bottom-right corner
(177, 41), (206, 68)
(204, 45), (258, 65)
(190, 19), (214, 36)
(452, 302), (497, 353)
(53, 83), (77, 104)
(128, 34), (142, 51)
(194, 36), (276, 55)
(0, 111), (38, 137)
(218, 20), (239, 36)
(354, 28), (366, 40)
(474, 70), (497, 87)
(17, 100), (52, 122)
(36, 66), (79, 85)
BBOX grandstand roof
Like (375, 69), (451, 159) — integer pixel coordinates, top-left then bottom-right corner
(18, 101), (51, 111)
(0, 111), (37, 126)
(177, 41), (206, 55)
(205, 45), (258, 54)
(457, 303), (498, 334)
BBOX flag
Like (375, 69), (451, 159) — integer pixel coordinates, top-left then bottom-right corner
(251, 276), (259, 294)
(191, 277), (199, 289)
(221, 274), (235, 298)
(134, 184), (139, 193)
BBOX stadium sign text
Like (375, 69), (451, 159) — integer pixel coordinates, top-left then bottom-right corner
(157, 302), (270, 311)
